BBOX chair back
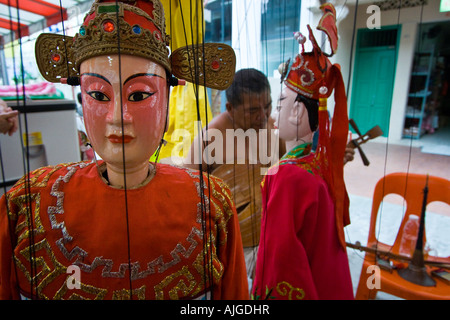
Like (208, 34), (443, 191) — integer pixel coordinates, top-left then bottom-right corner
(367, 172), (450, 255)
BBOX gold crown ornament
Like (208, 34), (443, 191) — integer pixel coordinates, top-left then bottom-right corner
(35, 0), (235, 90)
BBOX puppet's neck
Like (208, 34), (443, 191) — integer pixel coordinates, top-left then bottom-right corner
(285, 132), (313, 153)
(103, 161), (154, 189)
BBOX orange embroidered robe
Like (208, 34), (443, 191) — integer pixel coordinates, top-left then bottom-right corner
(0, 161), (248, 300)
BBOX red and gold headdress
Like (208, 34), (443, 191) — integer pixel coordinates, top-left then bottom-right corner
(35, 0), (235, 90)
(280, 3), (350, 250)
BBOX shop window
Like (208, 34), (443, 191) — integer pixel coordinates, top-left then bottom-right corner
(261, 0), (300, 76)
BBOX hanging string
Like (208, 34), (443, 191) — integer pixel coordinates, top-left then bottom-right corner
(188, 0), (211, 299)
(190, 0), (214, 299)
(110, 0), (134, 300)
(373, 0), (408, 263)
(177, 0), (214, 299)
(3, 0), (25, 299)
(11, 0), (38, 298)
(262, 2), (268, 75)
(0, 4), (22, 290)
(0, 141), (21, 295)
(199, 0), (216, 300)
(405, 1), (425, 179)
(154, 1), (173, 164)
(58, 0), (71, 80)
(345, 0), (356, 98)
(245, 0), (292, 295)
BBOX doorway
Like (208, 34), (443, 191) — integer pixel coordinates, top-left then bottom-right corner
(350, 26), (400, 137)
(411, 20), (450, 155)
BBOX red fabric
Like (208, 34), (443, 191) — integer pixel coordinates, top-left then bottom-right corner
(252, 162), (354, 300)
(329, 66), (351, 245)
(83, 4), (161, 38)
(0, 161), (248, 300)
(317, 3), (338, 55)
(284, 43), (332, 101)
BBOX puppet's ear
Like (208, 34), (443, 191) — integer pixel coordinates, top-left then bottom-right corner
(170, 43), (236, 90)
(287, 100), (306, 126)
(35, 33), (78, 83)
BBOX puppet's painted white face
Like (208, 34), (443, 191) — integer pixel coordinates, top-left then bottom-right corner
(275, 87), (312, 142)
(80, 54), (168, 169)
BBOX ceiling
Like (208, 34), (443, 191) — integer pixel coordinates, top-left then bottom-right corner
(0, 0), (93, 44)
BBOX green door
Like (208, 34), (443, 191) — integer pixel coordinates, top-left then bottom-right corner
(350, 27), (400, 136)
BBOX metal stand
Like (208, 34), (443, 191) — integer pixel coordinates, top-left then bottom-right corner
(398, 249), (436, 287)
(398, 175), (436, 287)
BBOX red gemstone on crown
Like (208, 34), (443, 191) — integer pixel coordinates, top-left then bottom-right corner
(211, 60), (220, 70)
(103, 21), (115, 33)
(51, 53), (61, 62)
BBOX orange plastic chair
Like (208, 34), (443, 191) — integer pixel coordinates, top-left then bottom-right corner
(355, 172), (450, 300)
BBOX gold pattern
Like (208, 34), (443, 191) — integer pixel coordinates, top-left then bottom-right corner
(154, 266), (197, 300)
(170, 43), (236, 90)
(13, 193), (44, 243)
(72, 2), (170, 71)
(35, 33), (78, 83)
(15, 239), (68, 300)
(34, 0), (236, 90)
(276, 281), (305, 300)
(193, 238), (224, 285)
(7, 161), (234, 299)
(35, 0), (170, 81)
(54, 279), (108, 300)
(112, 285), (146, 300)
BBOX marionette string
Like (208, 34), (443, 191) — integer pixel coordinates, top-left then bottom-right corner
(112, 0), (134, 300)
(177, 0), (214, 299)
(199, 0), (216, 299)
(12, 0), (38, 298)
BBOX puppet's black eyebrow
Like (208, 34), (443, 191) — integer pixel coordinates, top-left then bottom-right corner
(81, 73), (111, 84)
(123, 73), (164, 85)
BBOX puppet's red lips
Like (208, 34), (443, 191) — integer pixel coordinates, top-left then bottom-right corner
(107, 135), (134, 144)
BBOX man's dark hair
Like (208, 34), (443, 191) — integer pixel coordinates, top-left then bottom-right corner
(226, 68), (271, 107)
(295, 93), (319, 132)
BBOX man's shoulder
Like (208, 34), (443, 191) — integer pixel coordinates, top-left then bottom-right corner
(206, 112), (233, 132)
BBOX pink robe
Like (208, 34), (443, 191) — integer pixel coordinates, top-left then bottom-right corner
(252, 145), (354, 300)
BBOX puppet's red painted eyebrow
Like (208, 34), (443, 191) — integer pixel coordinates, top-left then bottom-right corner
(81, 73), (163, 85)
(123, 73), (164, 85)
(81, 73), (111, 84)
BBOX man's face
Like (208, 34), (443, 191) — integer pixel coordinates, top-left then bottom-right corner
(80, 54), (168, 169)
(229, 90), (272, 131)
